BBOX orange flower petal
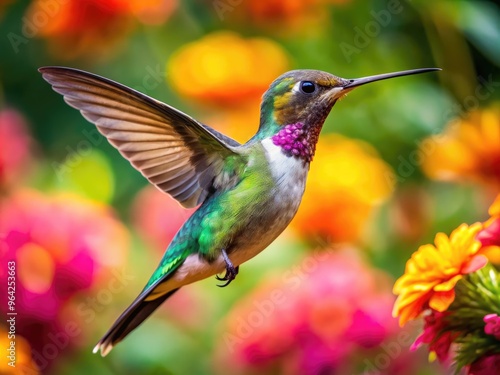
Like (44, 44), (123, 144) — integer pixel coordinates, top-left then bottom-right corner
(489, 194), (500, 217)
(433, 275), (462, 292)
(393, 223), (487, 325)
(393, 299), (422, 327)
(482, 246), (500, 264)
(429, 289), (455, 312)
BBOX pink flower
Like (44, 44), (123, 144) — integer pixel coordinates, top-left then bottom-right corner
(216, 249), (412, 375)
(483, 314), (500, 339)
(477, 194), (500, 264)
(345, 310), (387, 349)
(411, 310), (455, 363)
(468, 353), (500, 375)
(0, 189), (129, 370)
(477, 218), (500, 247)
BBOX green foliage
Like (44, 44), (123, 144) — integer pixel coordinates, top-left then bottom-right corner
(447, 264), (500, 372)
(2, 0), (500, 374)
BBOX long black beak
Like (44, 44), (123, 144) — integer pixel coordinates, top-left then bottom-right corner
(343, 68), (441, 89)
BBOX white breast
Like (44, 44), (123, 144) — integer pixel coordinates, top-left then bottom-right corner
(261, 137), (309, 198)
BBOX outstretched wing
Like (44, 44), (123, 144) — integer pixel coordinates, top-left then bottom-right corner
(40, 66), (242, 208)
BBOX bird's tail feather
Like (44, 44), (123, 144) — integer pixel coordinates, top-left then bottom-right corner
(93, 288), (179, 356)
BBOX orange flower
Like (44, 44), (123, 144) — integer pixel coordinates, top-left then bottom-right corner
(393, 223), (488, 326)
(224, 0), (351, 34)
(421, 107), (500, 188)
(292, 134), (394, 243)
(26, 0), (176, 59)
(167, 31), (289, 106)
(26, 0), (131, 59)
(128, 0), (177, 25)
(241, 0), (322, 26)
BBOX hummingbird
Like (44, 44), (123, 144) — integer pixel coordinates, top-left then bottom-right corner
(40, 66), (439, 356)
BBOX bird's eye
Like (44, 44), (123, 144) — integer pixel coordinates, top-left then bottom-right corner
(300, 81), (316, 94)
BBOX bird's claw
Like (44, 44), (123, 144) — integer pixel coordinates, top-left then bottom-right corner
(216, 266), (239, 287)
(216, 249), (239, 287)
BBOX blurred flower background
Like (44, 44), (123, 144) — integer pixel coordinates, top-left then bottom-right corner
(0, 0), (499, 374)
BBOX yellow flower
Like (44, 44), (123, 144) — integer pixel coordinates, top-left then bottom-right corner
(0, 328), (39, 374)
(292, 134), (394, 242)
(200, 98), (261, 144)
(421, 106), (500, 187)
(167, 31), (289, 106)
(393, 223), (488, 326)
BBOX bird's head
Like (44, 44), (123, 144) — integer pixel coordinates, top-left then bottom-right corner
(257, 68), (439, 162)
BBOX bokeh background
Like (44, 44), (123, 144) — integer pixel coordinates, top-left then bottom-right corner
(1, 0), (500, 374)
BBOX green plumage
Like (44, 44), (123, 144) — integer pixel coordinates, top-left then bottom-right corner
(147, 144), (275, 289)
(39, 65), (440, 357)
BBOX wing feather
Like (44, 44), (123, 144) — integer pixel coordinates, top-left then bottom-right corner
(40, 66), (243, 208)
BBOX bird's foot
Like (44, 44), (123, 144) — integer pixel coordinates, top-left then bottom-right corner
(216, 249), (239, 287)
(216, 265), (239, 287)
